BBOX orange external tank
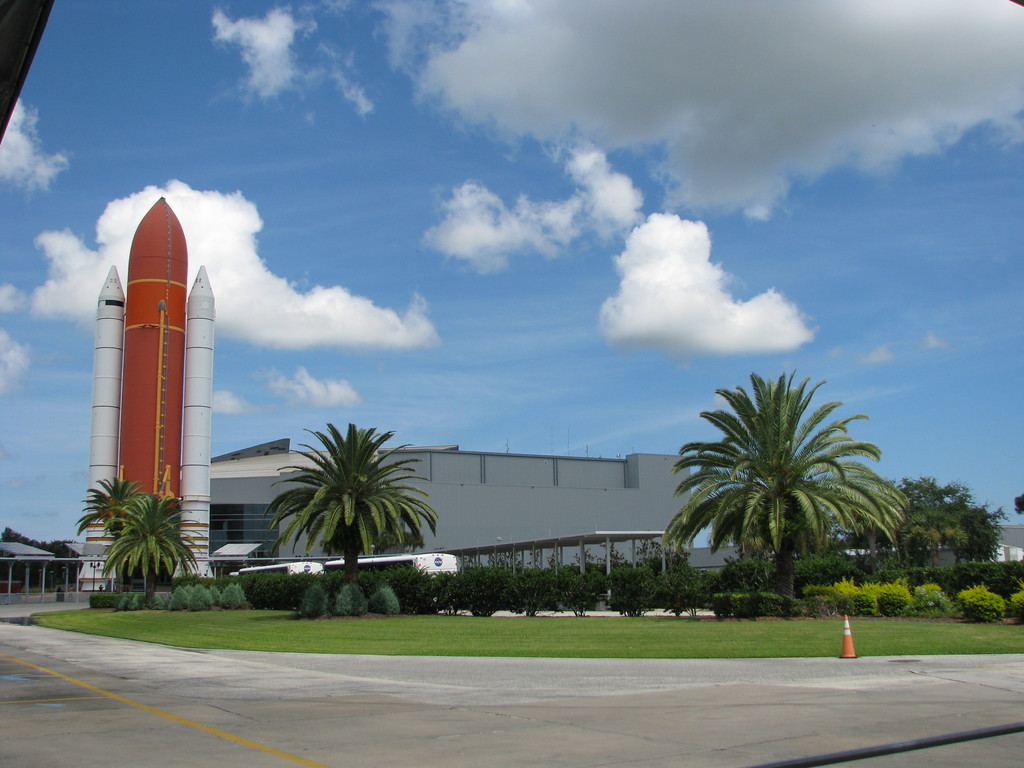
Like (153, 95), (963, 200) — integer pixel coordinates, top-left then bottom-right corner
(118, 198), (188, 497)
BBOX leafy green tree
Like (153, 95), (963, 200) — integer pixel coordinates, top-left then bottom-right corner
(77, 478), (144, 536)
(102, 495), (197, 603)
(267, 423), (438, 584)
(895, 477), (1004, 565)
(665, 372), (905, 597)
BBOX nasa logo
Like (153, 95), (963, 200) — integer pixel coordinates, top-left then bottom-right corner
(303, 564), (311, 573)
(434, 556), (443, 567)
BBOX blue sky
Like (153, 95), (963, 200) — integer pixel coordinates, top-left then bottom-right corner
(1, 1), (1022, 542)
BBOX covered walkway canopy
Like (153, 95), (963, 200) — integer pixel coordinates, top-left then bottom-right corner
(1, 541), (54, 603)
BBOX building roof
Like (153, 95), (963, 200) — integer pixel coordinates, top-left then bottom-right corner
(0, 541), (54, 560)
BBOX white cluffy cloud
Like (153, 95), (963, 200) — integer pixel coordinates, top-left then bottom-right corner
(425, 146), (642, 272)
(212, 390), (257, 415)
(386, 1), (1024, 216)
(0, 284), (26, 312)
(268, 367), (361, 407)
(0, 102), (68, 192)
(0, 329), (30, 395)
(30, 180), (439, 350)
(861, 345), (895, 364)
(213, 7), (312, 98)
(922, 331), (949, 350)
(600, 214), (813, 357)
(212, 7), (372, 114)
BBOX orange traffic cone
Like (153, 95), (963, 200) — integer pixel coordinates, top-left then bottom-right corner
(840, 615), (857, 659)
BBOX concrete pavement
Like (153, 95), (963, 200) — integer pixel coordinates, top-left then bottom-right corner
(1, 611), (1022, 767)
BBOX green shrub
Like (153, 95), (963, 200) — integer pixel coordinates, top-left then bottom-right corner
(834, 579), (877, 616)
(658, 565), (713, 617)
(89, 593), (120, 609)
(368, 584), (401, 615)
(457, 567), (512, 617)
(753, 592), (799, 618)
(150, 594), (167, 611)
(803, 592), (849, 618)
(114, 593), (132, 611)
(431, 571), (461, 615)
(906, 584), (955, 618)
(171, 573), (210, 589)
(557, 567), (607, 616)
(130, 593), (147, 611)
(368, 567), (435, 614)
(957, 584), (1006, 623)
(506, 568), (559, 616)
(1008, 587), (1024, 621)
(334, 583), (368, 617)
(237, 573), (321, 611)
(168, 586), (191, 611)
(803, 580), (875, 617)
(298, 583), (329, 619)
(711, 592), (741, 619)
(220, 582), (247, 610)
(711, 591), (798, 619)
(608, 566), (656, 617)
(187, 585), (213, 612)
(947, 562), (1024, 599)
(875, 583), (913, 617)
(208, 585), (221, 606)
(717, 558), (775, 593)
(794, 555), (864, 594)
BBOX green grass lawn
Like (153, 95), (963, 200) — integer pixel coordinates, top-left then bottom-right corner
(33, 610), (1024, 658)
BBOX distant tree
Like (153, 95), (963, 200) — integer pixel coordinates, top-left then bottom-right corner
(1015, 493), (1024, 515)
(665, 373), (905, 597)
(267, 423), (438, 584)
(102, 495), (197, 603)
(895, 477), (1004, 565)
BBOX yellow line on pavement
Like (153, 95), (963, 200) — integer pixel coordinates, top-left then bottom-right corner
(0, 653), (335, 768)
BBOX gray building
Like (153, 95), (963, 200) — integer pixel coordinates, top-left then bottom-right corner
(209, 440), (688, 567)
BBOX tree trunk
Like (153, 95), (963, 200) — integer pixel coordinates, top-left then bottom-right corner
(344, 540), (360, 584)
(774, 546), (796, 597)
(146, 568), (157, 605)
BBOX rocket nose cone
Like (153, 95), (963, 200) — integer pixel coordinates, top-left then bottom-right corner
(139, 197), (183, 231)
(99, 265), (125, 302)
(128, 198), (188, 281)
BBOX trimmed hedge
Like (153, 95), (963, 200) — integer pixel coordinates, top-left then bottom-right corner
(711, 592), (799, 619)
(558, 567), (607, 617)
(608, 566), (656, 617)
(870, 561), (1024, 599)
(88, 593), (120, 609)
(457, 567), (512, 616)
(506, 568), (560, 617)
(657, 565), (713, 617)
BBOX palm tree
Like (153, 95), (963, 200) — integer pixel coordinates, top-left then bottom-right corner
(77, 478), (144, 536)
(665, 373), (905, 596)
(102, 495), (197, 603)
(267, 423), (438, 584)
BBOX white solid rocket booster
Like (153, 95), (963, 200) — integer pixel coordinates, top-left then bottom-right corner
(81, 266), (126, 589)
(88, 266), (125, 490)
(180, 266), (215, 576)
